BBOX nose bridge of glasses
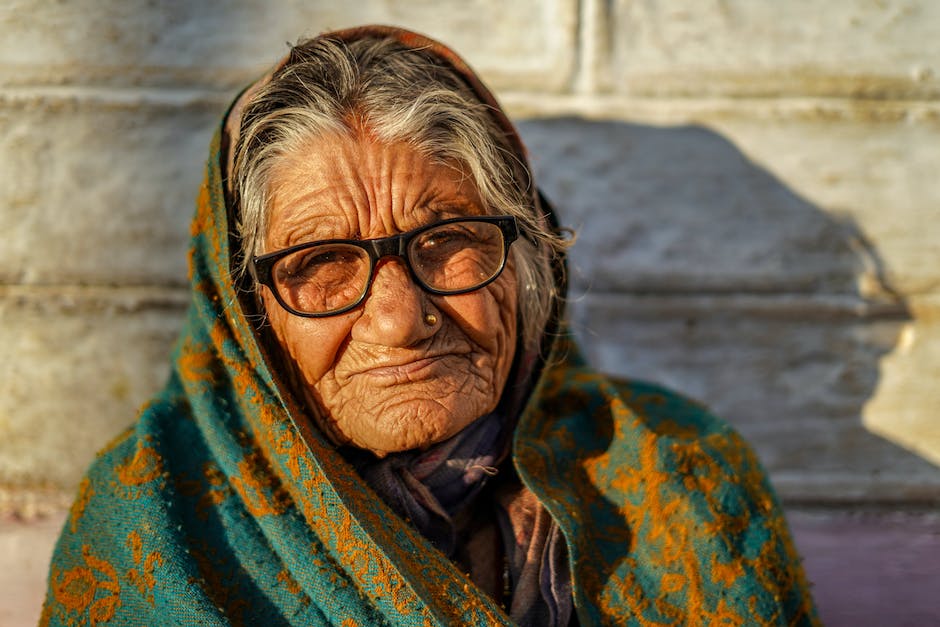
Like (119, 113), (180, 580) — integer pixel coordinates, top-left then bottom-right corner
(366, 232), (421, 293)
(366, 231), (410, 261)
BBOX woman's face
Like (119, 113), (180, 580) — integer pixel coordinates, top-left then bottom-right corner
(261, 133), (518, 457)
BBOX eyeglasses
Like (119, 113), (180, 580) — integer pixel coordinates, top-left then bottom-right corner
(250, 215), (519, 317)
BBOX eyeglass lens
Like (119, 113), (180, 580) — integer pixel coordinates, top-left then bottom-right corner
(271, 220), (507, 315)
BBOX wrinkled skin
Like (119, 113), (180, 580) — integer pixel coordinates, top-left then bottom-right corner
(261, 132), (518, 457)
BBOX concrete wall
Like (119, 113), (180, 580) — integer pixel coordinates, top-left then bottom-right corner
(1, 2), (938, 625)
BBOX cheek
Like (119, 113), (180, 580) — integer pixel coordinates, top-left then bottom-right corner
(438, 271), (518, 365)
(262, 290), (352, 385)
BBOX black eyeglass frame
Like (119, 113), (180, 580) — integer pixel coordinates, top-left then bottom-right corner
(249, 215), (520, 318)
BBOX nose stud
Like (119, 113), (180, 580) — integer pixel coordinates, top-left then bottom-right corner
(423, 313), (438, 326)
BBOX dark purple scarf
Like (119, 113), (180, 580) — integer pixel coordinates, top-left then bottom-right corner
(350, 412), (573, 626)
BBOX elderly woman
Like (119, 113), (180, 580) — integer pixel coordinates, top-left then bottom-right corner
(43, 26), (818, 626)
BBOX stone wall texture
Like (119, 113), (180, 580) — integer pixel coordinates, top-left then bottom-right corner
(1, 2), (938, 625)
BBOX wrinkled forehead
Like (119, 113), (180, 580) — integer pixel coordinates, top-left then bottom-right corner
(262, 134), (487, 248)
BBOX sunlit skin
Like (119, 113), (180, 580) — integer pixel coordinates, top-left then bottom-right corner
(260, 132), (518, 457)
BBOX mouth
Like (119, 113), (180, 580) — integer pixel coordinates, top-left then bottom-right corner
(358, 353), (463, 381)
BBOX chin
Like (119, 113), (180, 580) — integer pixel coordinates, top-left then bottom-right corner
(353, 401), (480, 456)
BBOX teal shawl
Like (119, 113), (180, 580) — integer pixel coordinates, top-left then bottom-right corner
(42, 27), (819, 627)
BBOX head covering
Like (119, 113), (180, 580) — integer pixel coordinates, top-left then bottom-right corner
(42, 26), (819, 627)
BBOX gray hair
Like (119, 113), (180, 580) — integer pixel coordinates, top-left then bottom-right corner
(232, 35), (567, 351)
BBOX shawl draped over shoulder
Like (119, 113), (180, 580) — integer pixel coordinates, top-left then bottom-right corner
(41, 25), (819, 627)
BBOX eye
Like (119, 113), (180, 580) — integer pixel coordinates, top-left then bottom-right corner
(276, 246), (365, 284)
(415, 225), (476, 254)
(295, 250), (346, 272)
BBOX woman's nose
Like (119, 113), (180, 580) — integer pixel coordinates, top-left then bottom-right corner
(351, 258), (436, 347)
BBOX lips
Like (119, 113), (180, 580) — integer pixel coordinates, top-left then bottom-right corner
(357, 353), (463, 381)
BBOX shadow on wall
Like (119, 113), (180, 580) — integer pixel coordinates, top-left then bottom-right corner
(518, 118), (937, 504)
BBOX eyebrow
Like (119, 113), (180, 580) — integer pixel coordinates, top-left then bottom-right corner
(287, 205), (483, 247)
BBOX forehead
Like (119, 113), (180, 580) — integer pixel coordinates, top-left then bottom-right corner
(264, 133), (485, 247)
